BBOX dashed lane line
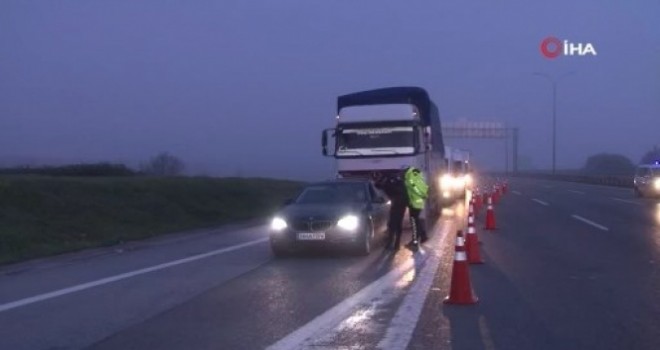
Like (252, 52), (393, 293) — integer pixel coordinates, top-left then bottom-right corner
(532, 198), (549, 206)
(612, 198), (641, 205)
(571, 215), (609, 231)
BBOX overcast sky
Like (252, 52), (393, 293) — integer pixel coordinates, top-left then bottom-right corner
(1, 0), (659, 180)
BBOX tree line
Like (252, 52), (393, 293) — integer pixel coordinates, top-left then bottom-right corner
(583, 146), (660, 176)
(0, 152), (185, 177)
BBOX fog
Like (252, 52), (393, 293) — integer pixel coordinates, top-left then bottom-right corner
(1, 0), (659, 180)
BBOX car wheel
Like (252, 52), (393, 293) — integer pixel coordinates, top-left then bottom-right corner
(270, 239), (289, 257)
(634, 187), (643, 198)
(352, 220), (372, 256)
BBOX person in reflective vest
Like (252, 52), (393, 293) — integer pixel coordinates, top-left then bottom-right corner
(404, 166), (429, 245)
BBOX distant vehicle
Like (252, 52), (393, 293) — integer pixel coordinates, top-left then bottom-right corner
(439, 146), (472, 200)
(269, 179), (390, 257)
(321, 86), (445, 222)
(633, 162), (660, 198)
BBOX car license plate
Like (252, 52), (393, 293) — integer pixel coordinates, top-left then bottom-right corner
(297, 232), (325, 241)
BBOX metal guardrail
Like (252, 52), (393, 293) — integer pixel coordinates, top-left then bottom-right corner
(499, 172), (634, 188)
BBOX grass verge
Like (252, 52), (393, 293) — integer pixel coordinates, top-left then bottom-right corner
(0, 176), (304, 265)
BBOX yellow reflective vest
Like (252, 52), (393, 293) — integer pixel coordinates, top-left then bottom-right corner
(404, 167), (429, 209)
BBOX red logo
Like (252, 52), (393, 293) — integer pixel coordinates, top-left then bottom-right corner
(540, 37), (562, 59)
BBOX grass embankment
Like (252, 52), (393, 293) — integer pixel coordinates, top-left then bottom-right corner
(0, 176), (304, 265)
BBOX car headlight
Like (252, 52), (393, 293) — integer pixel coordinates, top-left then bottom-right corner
(337, 215), (359, 231)
(440, 174), (452, 188)
(452, 177), (465, 189)
(270, 217), (288, 231)
(654, 178), (660, 191)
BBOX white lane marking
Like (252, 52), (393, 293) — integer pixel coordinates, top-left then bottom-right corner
(571, 215), (609, 231)
(376, 224), (451, 350)
(612, 198), (641, 205)
(0, 237), (268, 313)
(512, 190), (522, 195)
(266, 258), (416, 350)
(568, 190), (585, 195)
(266, 224), (451, 350)
(478, 316), (497, 350)
(532, 198), (549, 206)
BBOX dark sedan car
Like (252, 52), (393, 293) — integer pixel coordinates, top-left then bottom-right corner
(269, 179), (390, 256)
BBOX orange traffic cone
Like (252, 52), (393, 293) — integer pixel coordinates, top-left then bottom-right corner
(444, 230), (479, 305)
(492, 186), (500, 204)
(502, 182), (508, 194)
(485, 195), (497, 231)
(466, 211), (484, 264)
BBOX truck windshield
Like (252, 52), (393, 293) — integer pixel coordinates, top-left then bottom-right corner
(336, 127), (415, 157)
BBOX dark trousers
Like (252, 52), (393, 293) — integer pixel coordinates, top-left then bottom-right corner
(387, 200), (407, 248)
(408, 207), (427, 241)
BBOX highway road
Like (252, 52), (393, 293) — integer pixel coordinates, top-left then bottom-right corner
(1, 178), (660, 350)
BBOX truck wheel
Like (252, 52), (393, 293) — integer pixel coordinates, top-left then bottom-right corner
(424, 197), (439, 225)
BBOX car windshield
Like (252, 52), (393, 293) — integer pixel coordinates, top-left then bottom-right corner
(295, 183), (367, 204)
(637, 168), (660, 176)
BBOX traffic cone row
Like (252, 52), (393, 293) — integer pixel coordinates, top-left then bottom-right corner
(444, 177), (509, 306)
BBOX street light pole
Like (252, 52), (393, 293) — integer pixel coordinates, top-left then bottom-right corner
(552, 80), (557, 174)
(533, 71), (574, 174)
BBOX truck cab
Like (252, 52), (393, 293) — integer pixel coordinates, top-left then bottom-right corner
(321, 87), (446, 222)
(324, 103), (431, 178)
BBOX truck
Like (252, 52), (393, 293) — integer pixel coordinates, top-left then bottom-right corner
(321, 86), (446, 222)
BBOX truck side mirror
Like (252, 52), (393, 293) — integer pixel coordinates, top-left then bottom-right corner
(322, 130), (328, 156)
(321, 129), (336, 157)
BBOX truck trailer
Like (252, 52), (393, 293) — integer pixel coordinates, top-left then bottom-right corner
(321, 86), (446, 222)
